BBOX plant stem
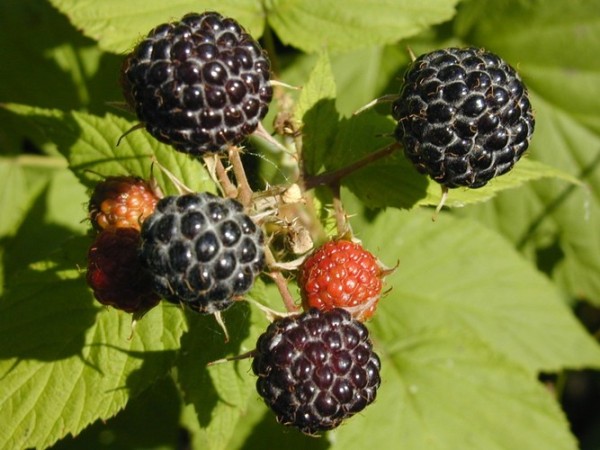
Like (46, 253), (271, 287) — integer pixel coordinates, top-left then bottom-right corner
(228, 147), (253, 207)
(304, 142), (400, 190)
(265, 246), (299, 313)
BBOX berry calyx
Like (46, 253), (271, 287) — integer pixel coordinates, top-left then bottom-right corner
(299, 240), (384, 321)
(88, 176), (159, 232)
(121, 11), (273, 155)
(252, 308), (381, 435)
(392, 47), (535, 188)
(139, 192), (265, 314)
(86, 228), (161, 313)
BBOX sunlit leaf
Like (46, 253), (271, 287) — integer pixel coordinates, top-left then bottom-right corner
(267, 0), (459, 53)
(49, 0), (265, 54)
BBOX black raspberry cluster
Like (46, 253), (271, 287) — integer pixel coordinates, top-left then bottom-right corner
(86, 185), (266, 317)
(84, 8), (536, 439)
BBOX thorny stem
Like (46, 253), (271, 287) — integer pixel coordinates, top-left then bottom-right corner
(265, 246), (299, 313)
(304, 142), (400, 190)
(228, 146), (254, 207)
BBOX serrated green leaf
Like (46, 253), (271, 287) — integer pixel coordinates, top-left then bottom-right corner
(2, 104), (215, 196)
(417, 157), (582, 208)
(266, 0), (460, 53)
(349, 205), (600, 372)
(49, 0), (265, 54)
(0, 239), (186, 449)
(294, 53), (339, 175)
(226, 395), (328, 450)
(331, 329), (577, 450)
(0, 161), (88, 291)
(50, 375), (183, 450)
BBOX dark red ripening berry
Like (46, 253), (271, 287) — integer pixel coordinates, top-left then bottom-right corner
(87, 228), (160, 313)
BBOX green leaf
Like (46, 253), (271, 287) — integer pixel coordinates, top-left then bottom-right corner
(331, 329), (577, 450)
(49, 0), (265, 54)
(0, 243), (186, 449)
(294, 53), (339, 175)
(0, 159), (88, 294)
(2, 104), (215, 196)
(224, 394), (329, 450)
(0, 156), (64, 237)
(0, 153), (185, 449)
(50, 375), (183, 450)
(331, 45), (410, 116)
(349, 204), (600, 372)
(266, 0), (460, 53)
(417, 157), (582, 208)
(175, 287), (273, 450)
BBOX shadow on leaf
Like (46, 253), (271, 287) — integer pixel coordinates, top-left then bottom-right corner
(0, 0), (123, 115)
(176, 301), (253, 427)
(0, 186), (98, 366)
(240, 405), (330, 450)
(302, 98), (340, 176)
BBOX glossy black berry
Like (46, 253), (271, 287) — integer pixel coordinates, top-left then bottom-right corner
(121, 11), (273, 155)
(392, 47), (535, 188)
(252, 308), (381, 435)
(139, 192), (265, 314)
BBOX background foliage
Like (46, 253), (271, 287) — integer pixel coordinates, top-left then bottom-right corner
(1, 0), (600, 449)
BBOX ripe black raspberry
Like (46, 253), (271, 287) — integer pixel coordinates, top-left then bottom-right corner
(87, 228), (161, 313)
(88, 176), (159, 232)
(392, 47), (535, 188)
(252, 308), (381, 435)
(139, 192), (265, 313)
(121, 11), (273, 155)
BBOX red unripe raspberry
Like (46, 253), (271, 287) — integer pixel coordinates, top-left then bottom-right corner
(299, 240), (384, 321)
(88, 176), (159, 232)
(86, 228), (160, 313)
